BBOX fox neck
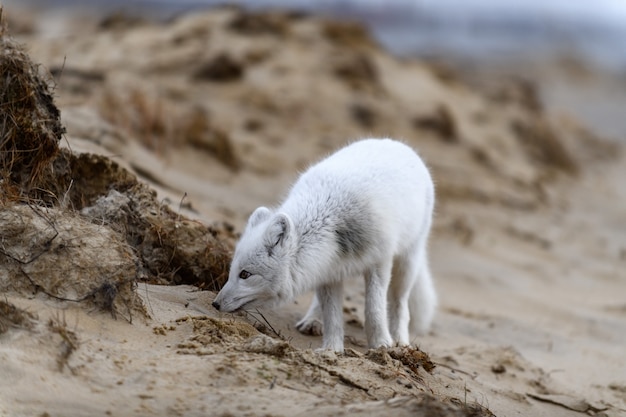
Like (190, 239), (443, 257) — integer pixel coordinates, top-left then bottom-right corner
(286, 228), (338, 299)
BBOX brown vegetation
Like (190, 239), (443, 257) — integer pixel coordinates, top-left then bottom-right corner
(0, 12), (64, 198)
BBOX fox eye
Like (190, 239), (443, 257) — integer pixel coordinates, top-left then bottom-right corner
(238, 270), (251, 279)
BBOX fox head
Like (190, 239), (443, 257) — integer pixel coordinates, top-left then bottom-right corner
(212, 207), (296, 313)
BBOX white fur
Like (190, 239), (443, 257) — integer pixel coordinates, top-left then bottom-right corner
(212, 138), (436, 351)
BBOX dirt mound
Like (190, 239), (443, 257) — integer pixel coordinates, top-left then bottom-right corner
(171, 313), (491, 416)
(0, 204), (143, 321)
(63, 152), (234, 288)
(20, 147), (233, 292)
(0, 16), (233, 319)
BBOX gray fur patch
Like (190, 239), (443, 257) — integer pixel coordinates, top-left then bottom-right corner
(334, 204), (372, 257)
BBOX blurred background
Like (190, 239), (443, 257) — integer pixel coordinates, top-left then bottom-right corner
(1, 3), (625, 415)
(9, 0), (626, 66)
(6, 0), (626, 141)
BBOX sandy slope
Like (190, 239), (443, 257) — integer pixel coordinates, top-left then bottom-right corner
(1, 6), (625, 417)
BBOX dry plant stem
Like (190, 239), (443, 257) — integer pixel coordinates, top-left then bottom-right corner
(298, 354), (372, 394)
(245, 309), (283, 339)
(434, 361), (478, 379)
(48, 313), (79, 373)
(17, 266), (135, 322)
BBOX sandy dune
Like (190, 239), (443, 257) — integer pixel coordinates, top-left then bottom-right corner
(1, 6), (625, 416)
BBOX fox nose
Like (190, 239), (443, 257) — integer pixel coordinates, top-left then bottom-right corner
(212, 301), (221, 311)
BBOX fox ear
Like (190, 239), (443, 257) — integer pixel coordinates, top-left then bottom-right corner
(247, 207), (272, 229)
(264, 213), (292, 256)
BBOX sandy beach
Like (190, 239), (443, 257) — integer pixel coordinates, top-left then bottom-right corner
(1, 6), (625, 416)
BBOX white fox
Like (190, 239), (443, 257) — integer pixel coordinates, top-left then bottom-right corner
(212, 138), (436, 352)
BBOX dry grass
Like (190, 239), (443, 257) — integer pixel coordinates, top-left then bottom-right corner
(98, 88), (239, 170)
(333, 51), (381, 92)
(193, 53), (244, 82)
(413, 104), (458, 143)
(48, 313), (79, 373)
(227, 10), (290, 36)
(322, 20), (377, 49)
(388, 345), (437, 374)
(183, 107), (239, 170)
(98, 88), (167, 152)
(0, 9), (63, 199)
(511, 118), (578, 175)
(0, 298), (35, 333)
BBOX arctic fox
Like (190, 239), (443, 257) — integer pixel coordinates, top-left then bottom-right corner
(212, 138), (436, 352)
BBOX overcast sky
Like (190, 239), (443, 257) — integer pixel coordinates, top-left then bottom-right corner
(420, 0), (626, 22)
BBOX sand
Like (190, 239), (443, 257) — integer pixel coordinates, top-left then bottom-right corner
(1, 6), (625, 417)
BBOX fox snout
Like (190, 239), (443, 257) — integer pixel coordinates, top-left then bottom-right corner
(212, 300), (221, 311)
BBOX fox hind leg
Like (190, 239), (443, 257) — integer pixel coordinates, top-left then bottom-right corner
(409, 257), (436, 336)
(388, 252), (420, 345)
(296, 294), (323, 336)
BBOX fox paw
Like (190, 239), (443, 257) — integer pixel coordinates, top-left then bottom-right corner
(296, 317), (323, 336)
